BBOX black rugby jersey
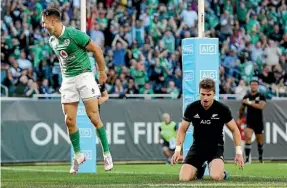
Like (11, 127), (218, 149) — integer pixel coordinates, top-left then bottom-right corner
(242, 92), (266, 124)
(183, 100), (233, 149)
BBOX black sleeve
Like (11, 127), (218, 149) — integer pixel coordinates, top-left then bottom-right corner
(222, 104), (233, 124)
(183, 104), (193, 122)
(243, 94), (249, 100)
(159, 127), (162, 131)
(242, 94), (249, 106)
(260, 93), (266, 102)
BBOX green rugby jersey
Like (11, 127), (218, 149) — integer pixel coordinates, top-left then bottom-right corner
(49, 26), (92, 77)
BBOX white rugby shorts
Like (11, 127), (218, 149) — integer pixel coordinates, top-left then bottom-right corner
(60, 72), (101, 103)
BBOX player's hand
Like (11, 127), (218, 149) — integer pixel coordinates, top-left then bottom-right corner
(99, 71), (107, 84)
(98, 97), (105, 104)
(234, 154), (244, 169)
(171, 151), (181, 165)
(243, 99), (252, 105)
(242, 99), (248, 105)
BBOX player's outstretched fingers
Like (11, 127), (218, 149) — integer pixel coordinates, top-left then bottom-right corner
(171, 155), (178, 165)
(171, 156), (175, 165)
(234, 155), (244, 169)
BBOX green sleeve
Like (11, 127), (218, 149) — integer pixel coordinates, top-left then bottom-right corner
(69, 28), (91, 48)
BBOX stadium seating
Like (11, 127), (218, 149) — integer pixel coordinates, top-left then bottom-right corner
(1, 0), (287, 98)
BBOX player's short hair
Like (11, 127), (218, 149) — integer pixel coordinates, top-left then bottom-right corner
(250, 78), (259, 84)
(199, 78), (215, 92)
(41, 8), (61, 21)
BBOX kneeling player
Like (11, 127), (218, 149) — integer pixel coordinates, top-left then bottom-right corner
(171, 78), (244, 181)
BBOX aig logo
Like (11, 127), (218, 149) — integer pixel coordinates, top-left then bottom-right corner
(77, 107), (86, 115)
(199, 44), (216, 54)
(183, 71), (194, 81)
(79, 128), (92, 137)
(82, 150), (92, 160)
(200, 70), (217, 80)
(182, 44), (193, 54)
(200, 120), (211, 125)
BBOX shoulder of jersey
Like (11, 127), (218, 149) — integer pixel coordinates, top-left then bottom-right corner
(215, 100), (229, 109)
(244, 92), (251, 97)
(67, 26), (82, 34)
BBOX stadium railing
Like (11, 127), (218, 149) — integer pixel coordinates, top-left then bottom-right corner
(32, 93), (177, 99)
(31, 93), (242, 100)
(1, 84), (8, 97)
(31, 93), (287, 100)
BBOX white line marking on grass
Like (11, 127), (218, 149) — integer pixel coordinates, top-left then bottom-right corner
(69, 183), (287, 187)
(2, 167), (286, 180)
(1, 167), (67, 173)
(145, 183), (286, 187)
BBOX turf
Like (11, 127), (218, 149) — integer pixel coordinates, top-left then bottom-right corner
(2, 163), (287, 187)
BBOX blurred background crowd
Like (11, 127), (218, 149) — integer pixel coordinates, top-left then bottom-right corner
(1, 0), (287, 99)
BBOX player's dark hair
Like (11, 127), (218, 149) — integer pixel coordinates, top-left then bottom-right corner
(199, 78), (215, 92)
(41, 8), (61, 21)
(250, 79), (259, 84)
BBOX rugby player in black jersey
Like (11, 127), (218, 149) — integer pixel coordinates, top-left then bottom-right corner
(239, 80), (266, 163)
(171, 78), (244, 181)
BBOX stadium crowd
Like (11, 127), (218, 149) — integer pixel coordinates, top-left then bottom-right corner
(1, 0), (287, 98)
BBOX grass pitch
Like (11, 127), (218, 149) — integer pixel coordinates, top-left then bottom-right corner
(2, 163), (287, 187)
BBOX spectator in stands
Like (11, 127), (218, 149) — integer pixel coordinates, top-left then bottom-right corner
(125, 78), (138, 95)
(235, 79), (248, 99)
(112, 78), (125, 97)
(1, 0), (287, 98)
(166, 80), (179, 99)
(24, 79), (39, 97)
(264, 39), (282, 66)
(39, 79), (51, 95)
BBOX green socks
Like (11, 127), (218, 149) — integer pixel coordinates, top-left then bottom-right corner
(97, 126), (110, 154)
(70, 127), (110, 156)
(69, 130), (81, 155)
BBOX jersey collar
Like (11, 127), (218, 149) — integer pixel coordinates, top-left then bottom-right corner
(59, 25), (66, 38)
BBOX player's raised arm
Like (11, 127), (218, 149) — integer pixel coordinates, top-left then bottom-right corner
(86, 41), (107, 84)
(243, 97), (266, 110)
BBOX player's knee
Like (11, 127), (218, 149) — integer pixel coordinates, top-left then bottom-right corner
(179, 168), (196, 181)
(210, 173), (224, 181)
(87, 111), (102, 127)
(162, 146), (169, 152)
(179, 175), (195, 181)
(245, 136), (252, 143)
(65, 115), (76, 128)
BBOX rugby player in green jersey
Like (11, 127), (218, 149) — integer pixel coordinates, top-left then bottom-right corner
(41, 8), (113, 174)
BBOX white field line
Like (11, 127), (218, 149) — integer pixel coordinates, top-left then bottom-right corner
(2, 167), (287, 181)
